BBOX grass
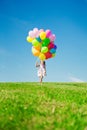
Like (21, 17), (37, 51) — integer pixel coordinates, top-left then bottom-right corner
(0, 82), (87, 130)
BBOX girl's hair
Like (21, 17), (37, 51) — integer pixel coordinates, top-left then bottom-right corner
(40, 60), (46, 67)
(43, 61), (46, 66)
(43, 61), (46, 68)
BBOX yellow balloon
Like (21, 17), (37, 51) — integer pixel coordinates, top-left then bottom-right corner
(40, 32), (46, 40)
(26, 36), (33, 43)
(39, 53), (46, 60)
(32, 39), (40, 46)
(32, 47), (40, 56)
(52, 53), (56, 58)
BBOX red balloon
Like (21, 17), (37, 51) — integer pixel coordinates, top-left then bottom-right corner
(48, 42), (54, 50)
(45, 52), (52, 59)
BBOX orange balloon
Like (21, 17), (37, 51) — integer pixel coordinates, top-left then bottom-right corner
(34, 45), (41, 51)
(32, 47), (40, 56)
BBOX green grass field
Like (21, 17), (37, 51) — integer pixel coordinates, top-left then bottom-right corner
(0, 82), (87, 130)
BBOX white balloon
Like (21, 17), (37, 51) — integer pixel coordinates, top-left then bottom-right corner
(33, 28), (38, 32)
(29, 31), (33, 37)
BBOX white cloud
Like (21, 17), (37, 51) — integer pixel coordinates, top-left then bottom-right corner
(69, 76), (84, 82)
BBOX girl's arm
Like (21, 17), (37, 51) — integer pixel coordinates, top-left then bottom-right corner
(35, 62), (40, 67)
(44, 65), (47, 75)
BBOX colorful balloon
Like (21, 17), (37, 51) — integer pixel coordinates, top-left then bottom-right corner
(27, 36), (33, 43)
(29, 31), (34, 38)
(40, 32), (46, 40)
(26, 28), (57, 60)
(41, 46), (48, 53)
(33, 28), (38, 32)
(46, 29), (51, 38)
(39, 29), (44, 33)
(52, 53), (56, 58)
(36, 37), (41, 42)
(32, 39), (40, 46)
(42, 38), (50, 46)
(33, 28), (39, 37)
(54, 44), (57, 49)
(48, 42), (54, 49)
(34, 45), (41, 51)
(39, 53), (46, 60)
(32, 47), (40, 56)
(45, 52), (52, 59)
(50, 48), (56, 54)
(49, 34), (56, 41)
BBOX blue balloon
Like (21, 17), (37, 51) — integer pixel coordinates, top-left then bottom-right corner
(36, 37), (41, 42)
(50, 48), (56, 54)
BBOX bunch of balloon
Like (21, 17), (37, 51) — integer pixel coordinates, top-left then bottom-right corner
(26, 28), (57, 60)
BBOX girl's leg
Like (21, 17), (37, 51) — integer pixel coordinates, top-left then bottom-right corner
(41, 76), (43, 83)
(39, 76), (43, 84)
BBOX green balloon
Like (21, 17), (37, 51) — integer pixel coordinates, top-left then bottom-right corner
(42, 38), (50, 46)
(41, 46), (48, 53)
(32, 39), (40, 46)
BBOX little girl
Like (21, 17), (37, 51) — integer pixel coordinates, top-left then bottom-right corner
(35, 60), (46, 83)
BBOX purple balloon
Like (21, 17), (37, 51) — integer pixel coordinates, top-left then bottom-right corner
(54, 44), (57, 49)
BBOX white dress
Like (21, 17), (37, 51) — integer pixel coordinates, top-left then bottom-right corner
(37, 64), (46, 77)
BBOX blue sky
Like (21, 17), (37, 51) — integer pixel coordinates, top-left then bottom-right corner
(0, 0), (87, 82)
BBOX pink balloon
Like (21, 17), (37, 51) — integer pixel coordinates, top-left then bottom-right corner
(35, 32), (39, 37)
(46, 29), (51, 38)
(49, 34), (56, 41)
(33, 28), (39, 38)
(39, 29), (44, 34)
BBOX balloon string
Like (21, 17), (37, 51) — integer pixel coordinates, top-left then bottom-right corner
(36, 57), (39, 63)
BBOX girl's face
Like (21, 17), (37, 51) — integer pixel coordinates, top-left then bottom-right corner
(40, 61), (45, 66)
(40, 60), (44, 65)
